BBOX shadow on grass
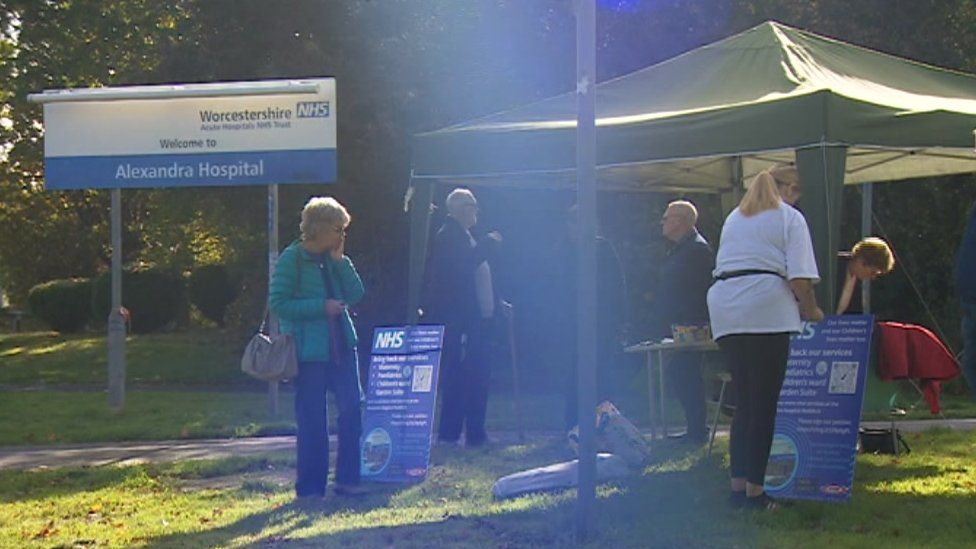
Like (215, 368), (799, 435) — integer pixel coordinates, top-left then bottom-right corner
(142, 485), (401, 549)
(143, 480), (754, 549)
(140, 442), (762, 549)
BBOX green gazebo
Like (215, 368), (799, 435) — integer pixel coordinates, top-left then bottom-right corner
(408, 20), (976, 314)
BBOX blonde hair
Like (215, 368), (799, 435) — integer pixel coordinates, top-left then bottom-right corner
(852, 237), (895, 274)
(300, 196), (350, 240)
(739, 171), (782, 216)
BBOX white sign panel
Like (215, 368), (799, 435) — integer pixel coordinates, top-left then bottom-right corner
(41, 78), (336, 189)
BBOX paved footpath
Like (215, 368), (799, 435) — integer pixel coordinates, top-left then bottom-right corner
(2, 419), (975, 471)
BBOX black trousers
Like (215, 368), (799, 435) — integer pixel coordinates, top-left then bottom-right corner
(717, 332), (790, 485)
(437, 318), (493, 444)
(663, 351), (707, 437)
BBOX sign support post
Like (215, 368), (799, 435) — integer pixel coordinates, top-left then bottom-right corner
(107, 188), (126, 412)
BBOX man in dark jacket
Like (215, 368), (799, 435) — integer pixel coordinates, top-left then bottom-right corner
(657, 200), (714, 442)
(422, 188), (501, 446)
(955, 203), (976, 399)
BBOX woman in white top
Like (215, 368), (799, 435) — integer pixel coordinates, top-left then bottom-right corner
(707, 165), (824, 510)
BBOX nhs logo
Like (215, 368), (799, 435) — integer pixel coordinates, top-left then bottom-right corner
(374, 329), (405, 350)
(793, 321), (817, 341)
(296, 101), (330, 118)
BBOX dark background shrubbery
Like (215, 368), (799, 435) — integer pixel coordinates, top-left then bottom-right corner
(188, 265), (240, 327)
(27, 278), (92, 333)
(91, 269), (187, 334)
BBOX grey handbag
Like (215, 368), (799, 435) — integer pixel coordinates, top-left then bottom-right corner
(241, 317), (298, 381)
(241, 252), (301, 381)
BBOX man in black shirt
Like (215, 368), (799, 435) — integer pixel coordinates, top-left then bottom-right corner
(657, 200), (714, 443)
(422, 188), (502, 447)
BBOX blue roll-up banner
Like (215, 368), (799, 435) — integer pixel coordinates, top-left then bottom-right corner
(361, 325), (444, 483)
(765, 315), (874, 502)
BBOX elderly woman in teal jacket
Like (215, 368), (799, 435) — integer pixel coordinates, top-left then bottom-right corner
(270, 196), (366, 500)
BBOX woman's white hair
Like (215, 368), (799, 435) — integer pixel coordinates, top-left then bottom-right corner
(300, 196), (350, 240)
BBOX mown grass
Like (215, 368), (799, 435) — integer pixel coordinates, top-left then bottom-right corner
(1, 429), (974, 548)
(0, 392), (297, 445)
(1, 329), (973, 448)
(0, 389), (577, 446)
(0, 330), (249, 387)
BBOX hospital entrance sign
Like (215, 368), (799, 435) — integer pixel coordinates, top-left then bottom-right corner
(29, 79), (337, 412)
(37, 79), (336, 189)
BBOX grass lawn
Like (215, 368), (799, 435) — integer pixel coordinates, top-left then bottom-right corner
(0, 330), (249, 387)
(0, 391), (297, 445)
(2, 429), (975, 547)
(2, 329), (973, 448)
(0, 389), (575, 446)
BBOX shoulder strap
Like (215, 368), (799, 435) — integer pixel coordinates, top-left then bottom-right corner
(295, 247), (302, 296)
(260, 246), (303, 334)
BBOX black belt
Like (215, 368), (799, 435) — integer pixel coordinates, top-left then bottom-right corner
(713, 269), (785, 281)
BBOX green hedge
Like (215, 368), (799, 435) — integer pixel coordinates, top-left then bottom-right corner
(188, 264), (239, 326)
(92, 269), (186, 333)
(27, 278), (92, 333)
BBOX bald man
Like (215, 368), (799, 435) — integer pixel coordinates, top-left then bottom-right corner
(422, 188), (502, 447)
(657, 200), (714, 443)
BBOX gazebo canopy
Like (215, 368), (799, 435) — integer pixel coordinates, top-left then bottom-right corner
(408, 21), (976, 314)
(411, 20), (976, 193)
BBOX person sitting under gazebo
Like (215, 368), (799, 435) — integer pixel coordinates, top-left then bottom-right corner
(836, 237), (895, 315)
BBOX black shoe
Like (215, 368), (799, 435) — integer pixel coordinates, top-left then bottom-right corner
(745, 492), (786, 511)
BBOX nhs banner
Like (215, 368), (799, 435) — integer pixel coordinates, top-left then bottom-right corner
(361, 325), (444, 483)
(766, 315), (874, 503)
(39, 79), (336, 189)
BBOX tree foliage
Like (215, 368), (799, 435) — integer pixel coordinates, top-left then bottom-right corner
(1, 0), (975, 358)
(0, 1), (192, 302)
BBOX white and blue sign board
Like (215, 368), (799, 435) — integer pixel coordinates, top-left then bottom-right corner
(40, 79), (336, 189)
(765, 315), (874, 502)
(361, 325), (444, 483)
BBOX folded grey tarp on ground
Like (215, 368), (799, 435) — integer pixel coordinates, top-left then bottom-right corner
(491, 453), (630, 500)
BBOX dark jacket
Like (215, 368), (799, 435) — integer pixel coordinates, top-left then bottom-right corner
(655, 230), (714, 338)
(422, 216), (497, 326)
(956, 204), (976, 303)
